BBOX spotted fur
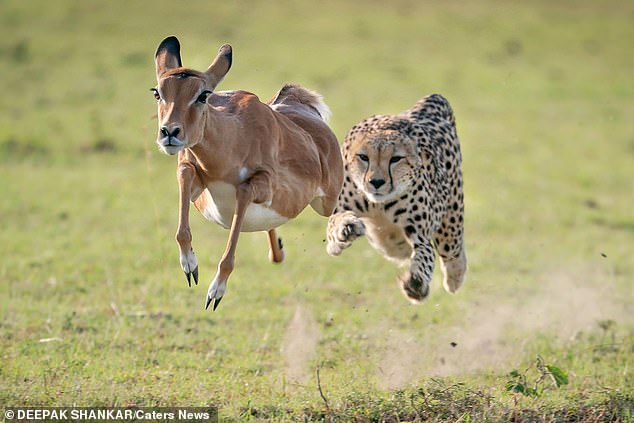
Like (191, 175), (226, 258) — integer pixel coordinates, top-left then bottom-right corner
(326, 94), (467, 303)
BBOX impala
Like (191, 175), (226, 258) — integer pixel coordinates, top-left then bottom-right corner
(152, 36), (343, 310)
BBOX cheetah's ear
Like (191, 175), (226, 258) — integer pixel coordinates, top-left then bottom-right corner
(398, 121), (423, 168)
(342, 123), (363, 162)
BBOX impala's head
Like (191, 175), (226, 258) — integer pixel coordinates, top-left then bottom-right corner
(152, 36), (232, 155)
(345, 117), (422, 203)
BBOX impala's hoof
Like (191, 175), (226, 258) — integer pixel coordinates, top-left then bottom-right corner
(204, 296), (223, 311)
(213, 296), (223, 310)
(180, 249), (198, 287)
(205, 273), (227, 311)
(192, 266), (199, 285)
(183, 266), (198, 287)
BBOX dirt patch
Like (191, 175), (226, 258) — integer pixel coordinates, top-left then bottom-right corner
(432, 264), (628, 376)
(281, 305), (319, 385)
(377, 329), (424, 390)
(375, 264), (630, 386)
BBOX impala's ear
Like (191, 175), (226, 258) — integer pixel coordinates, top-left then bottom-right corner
(206, 44), (232, 89)
(155, 36), (182, 79)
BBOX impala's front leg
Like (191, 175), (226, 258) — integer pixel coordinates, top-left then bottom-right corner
(206, 171), (273, 310)
(176, 163), (199, 287)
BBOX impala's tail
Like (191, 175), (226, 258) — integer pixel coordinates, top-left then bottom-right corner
(269, 83), (331, 122)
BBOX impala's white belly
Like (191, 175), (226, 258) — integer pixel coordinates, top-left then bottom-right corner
(199, 182), (289, 232)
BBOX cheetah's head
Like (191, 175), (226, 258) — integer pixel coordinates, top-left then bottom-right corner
(344, 117), (422, 203)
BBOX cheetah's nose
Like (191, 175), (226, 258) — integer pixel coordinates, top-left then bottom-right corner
(369, 178), (386, 189)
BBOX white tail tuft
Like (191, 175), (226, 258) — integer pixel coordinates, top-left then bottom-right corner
(271, 84), (331, 122)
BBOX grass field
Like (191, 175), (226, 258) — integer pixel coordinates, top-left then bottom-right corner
(1, 0), (633, 421)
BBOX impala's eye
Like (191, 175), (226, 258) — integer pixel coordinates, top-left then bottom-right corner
(196, 90), (212, 104)
(150, 88), (160, 101)
(390, 156), (404, 164)
(357, 154), (369, 163)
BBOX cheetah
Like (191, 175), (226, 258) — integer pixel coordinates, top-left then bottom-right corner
(326, 94), (467, 303)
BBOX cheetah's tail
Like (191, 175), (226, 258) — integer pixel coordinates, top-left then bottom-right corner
(407, 93), (455, 126)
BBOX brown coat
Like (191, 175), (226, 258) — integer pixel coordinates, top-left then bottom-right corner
(152, 36), (343, 309)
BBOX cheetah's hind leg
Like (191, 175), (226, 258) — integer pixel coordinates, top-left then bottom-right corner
(439, 247), (467, 293)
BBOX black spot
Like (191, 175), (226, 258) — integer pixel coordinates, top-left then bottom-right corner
(394, 208), (407, 216)
(384, 200), (398, 210)
(452, 202), (459, 211)
(444, 244), (450, 252)
(414, 215), (421, 222)
(405, 225), (416, 235)
(412, 205), (418, 212)
(354, 199), (365, 212)
(422, 212), (427, 220)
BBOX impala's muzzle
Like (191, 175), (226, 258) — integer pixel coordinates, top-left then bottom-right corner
(157, 125), (186, 155)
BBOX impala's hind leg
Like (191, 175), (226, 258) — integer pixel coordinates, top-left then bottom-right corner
(267, 229), (285, 263)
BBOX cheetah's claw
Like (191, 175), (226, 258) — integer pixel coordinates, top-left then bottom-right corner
(326, 211), (365, 256)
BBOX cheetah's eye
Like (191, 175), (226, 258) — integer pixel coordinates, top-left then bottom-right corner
(390, 156), (404, 164)
(150, 88), (161, 101)
(357, 154), (369, 163)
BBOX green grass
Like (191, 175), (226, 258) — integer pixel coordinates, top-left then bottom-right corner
(1, 0), (633, 420)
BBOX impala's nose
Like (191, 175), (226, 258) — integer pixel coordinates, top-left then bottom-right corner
(161, 126), (180, 139)
(369, 178), (386, 189)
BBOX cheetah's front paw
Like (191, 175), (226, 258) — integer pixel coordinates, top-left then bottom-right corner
(326, 211), (365, 256)
(398, 270), (431, 304)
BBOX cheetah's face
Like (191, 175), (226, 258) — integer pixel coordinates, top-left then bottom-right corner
(347, 130), (421, 203)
